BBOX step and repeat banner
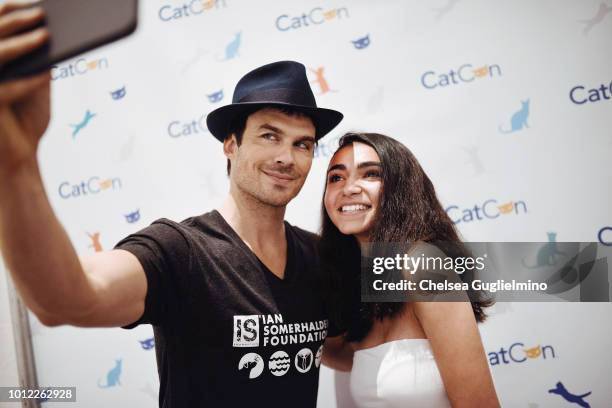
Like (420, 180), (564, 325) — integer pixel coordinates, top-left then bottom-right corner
(3, 0), (611, 407)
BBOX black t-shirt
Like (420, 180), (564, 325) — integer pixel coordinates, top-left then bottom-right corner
(114, 210), (332, 407)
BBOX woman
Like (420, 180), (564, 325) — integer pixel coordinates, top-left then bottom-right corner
(319, 132), (500, 407)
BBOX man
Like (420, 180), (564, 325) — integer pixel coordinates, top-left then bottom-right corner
(0, 3), (349, 407)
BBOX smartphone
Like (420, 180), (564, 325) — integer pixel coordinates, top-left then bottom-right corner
(0, 0), (138, 82)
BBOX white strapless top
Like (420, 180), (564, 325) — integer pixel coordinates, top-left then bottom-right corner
(350, 339), (452, 408)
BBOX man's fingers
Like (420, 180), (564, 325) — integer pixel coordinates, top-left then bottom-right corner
(0, 26), (48, 64)
(0, 70), (49, 104)
(0, 1), (40, 17)
(0, 7), (45, 38)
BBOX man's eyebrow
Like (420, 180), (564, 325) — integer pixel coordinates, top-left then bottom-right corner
(295, 135), (316, 144)
(258, 124), (284, 134)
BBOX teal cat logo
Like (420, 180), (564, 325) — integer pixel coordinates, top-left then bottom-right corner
(217, 32), (241, 61)
(499, 99), (530, 134)
(522, 232), (566, 268)
(70, 110), (96, 138)
(98, 359), (122, 388)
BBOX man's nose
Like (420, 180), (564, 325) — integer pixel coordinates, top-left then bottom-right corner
(274, 144), (295, 166)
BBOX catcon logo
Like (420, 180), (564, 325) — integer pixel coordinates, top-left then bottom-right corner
(167, 115), (208, 138)
(58, 177), (122, 199)
(52, 57), (108, 80)
(488, 342), (556, 366)
(421, 63), (502, 89)
(570, 79), (612, 105)
(158, 0), (227, 22)
(446, 199), (527, 224)
(599, 226), (612, 246)
(276, 6), (349, 32)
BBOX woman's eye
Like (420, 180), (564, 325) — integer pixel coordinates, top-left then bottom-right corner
(365, 170), (381, 178)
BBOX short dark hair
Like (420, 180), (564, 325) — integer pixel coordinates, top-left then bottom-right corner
(224, 106), (317, 175)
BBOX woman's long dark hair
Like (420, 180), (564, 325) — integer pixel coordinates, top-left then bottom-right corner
(319, 132), (493, 342)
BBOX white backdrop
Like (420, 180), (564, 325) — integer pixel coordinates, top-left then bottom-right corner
(2, 0), (612, 407)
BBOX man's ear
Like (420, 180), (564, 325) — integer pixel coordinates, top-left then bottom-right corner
(223, 134), (237, 159)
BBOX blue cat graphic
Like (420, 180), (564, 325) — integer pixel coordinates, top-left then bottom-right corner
(139, 337), (155, 350)
(98, 359), (122, 388)
(499, 99), (530, 134)
(125, 209), (140, 224)
(549, 381), (591, 407)
(110, 86), (126, 100)
(352, 34), (370, 50)
(70, 110), (96, 138)
(218, 32), (241, 61)
(522, 232), (566, 268)
(207, 89), (224, 103)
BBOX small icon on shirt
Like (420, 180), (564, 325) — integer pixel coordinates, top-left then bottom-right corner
(269, 351), (290, 377)
(315, 345), (323, 368)
(295, 348), (313, 373)
(238, 353), (264, 379)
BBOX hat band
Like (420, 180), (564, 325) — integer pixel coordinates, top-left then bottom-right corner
(237, 88), (316, 107)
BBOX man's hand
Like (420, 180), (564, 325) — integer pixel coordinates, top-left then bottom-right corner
(0, 1), (50, 175)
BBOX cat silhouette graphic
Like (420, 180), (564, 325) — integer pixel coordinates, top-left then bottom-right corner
(499, 99), (529, 134)
(110, 86), (126, 100)
(181, 46), (209, 74)
(351, 34), (370, 50)
(522, 232), (566, 268)
(87, 232), (103, 252)
(433, 0), (461, 21)
(549, 381), (591, 407)
(578, 2), (612, 35)
(139, 337), (155, 350)
(207, 89), (224, 103)
(98, 359), (122, 388)
(70, 110), (96, 138)
(125, 209), (141, 224)
(218, 32), (241, 61)
(309, 67), (336, 95)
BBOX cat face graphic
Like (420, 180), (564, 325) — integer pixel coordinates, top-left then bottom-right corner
(125, 209), (141, 223)
(207, 89), (224, 103)
(139, 338), (155, 350)
(111, 86), (126, 100)
(521, 99), (530, 108)
(523, 345), (541, 359)
(352, 34), (370, 50)
(497, 202), (514, 214)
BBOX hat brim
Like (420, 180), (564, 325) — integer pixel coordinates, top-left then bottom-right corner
(206, 102), (344, 142)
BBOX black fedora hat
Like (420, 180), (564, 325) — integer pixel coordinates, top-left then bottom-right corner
(206, 61), (343, 142)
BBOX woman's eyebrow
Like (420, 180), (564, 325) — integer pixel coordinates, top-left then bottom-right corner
(327, 163), (346, 173)
(357, 161), (382, 169)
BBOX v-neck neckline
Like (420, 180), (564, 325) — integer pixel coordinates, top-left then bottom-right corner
(212, 209), (293, 283)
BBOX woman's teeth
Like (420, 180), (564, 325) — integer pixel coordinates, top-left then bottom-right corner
(340, 204), (370, 212)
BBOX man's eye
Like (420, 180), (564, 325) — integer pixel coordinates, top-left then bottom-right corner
(328, 174), (342, 183)
(296, 142), (312, 150)
(262, 133), (277, 140)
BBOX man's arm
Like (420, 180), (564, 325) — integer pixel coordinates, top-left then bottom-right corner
(0, 2), (146, 328)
